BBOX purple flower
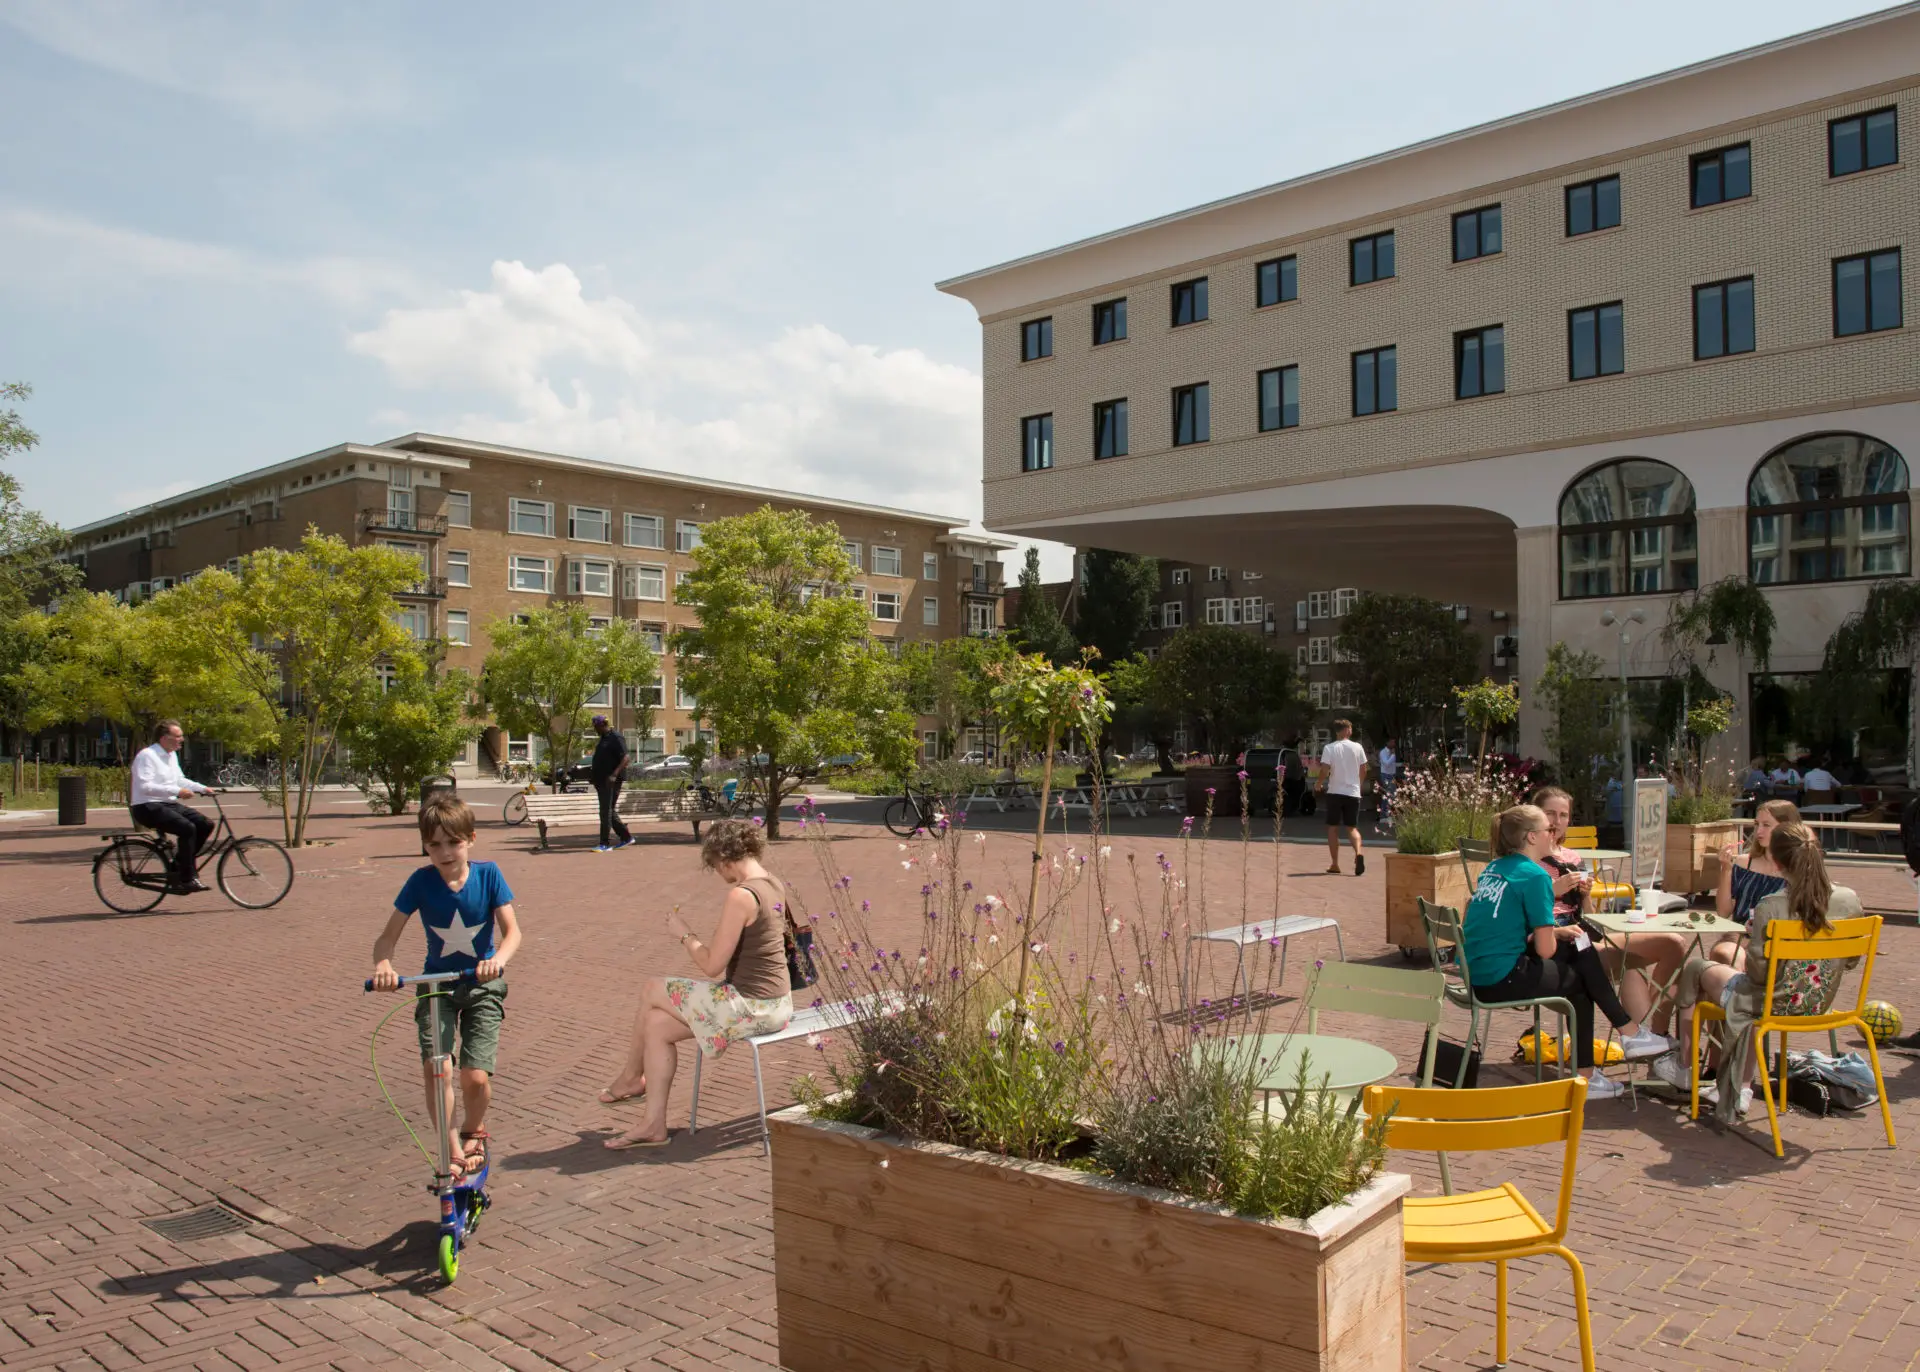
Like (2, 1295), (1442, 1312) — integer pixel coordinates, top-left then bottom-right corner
(1206, 787), (1216, 796)
(1237, 771), (1248, 780)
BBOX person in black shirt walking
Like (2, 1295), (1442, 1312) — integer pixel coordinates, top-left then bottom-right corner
(589, 715), (632, 852)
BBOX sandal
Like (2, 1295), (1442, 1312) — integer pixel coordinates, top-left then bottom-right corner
(598, 1086), (645, 1106)
(605, 1131), (671, 1150)
(460, 1129), (489, 1170)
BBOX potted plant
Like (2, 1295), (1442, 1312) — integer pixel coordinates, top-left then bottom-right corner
(1383, 760), (1523, 955)
(1664, 695), (1740, 895)
(773, 654), (1410, 1372)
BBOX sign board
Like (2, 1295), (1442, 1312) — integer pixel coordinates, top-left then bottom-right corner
(1632, 778), (1668, 888)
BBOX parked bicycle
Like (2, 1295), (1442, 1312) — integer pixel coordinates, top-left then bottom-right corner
(498, 759), (536, 787)
(501, 782), (534, 827)
(93, 791), (294, 914)
(883, 784), (946, 838)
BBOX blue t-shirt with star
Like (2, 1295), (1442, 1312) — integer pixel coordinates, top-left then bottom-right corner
(394, 861), (513, 975)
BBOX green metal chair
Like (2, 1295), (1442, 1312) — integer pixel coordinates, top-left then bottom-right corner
(1419, 896), (1576, 1092)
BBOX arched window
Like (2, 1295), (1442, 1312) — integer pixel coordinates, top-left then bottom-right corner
(1748, 433), (1909, 584)
(1558, 459), (1698, 599)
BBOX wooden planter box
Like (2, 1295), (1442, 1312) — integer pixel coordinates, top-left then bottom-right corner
(1185, 765), (1244, 817)
(1665, 821), (1739, 897)
(1384, 850), (1477, 953)
(771, 1107), (1410, 1372)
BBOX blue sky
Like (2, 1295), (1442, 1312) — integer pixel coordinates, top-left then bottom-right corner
(0, 0), (1889, 575)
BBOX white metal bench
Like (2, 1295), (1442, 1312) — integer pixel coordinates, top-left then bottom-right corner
(688, 991), (899, 1155)
(523, 786), (726, 849)
(1182, 915), (1347, 1024)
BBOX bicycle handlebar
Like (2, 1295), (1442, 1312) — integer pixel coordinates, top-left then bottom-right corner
(364, 969), (479, 993)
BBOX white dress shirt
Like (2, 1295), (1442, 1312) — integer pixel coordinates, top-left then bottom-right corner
(131, 743), (206, 806)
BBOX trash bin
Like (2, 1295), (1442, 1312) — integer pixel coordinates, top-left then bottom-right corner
(57, 774), (89, 826)
(420, 775), (456, 810)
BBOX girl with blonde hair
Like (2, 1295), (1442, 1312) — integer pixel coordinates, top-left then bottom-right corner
(1709, 799), (1799, 970)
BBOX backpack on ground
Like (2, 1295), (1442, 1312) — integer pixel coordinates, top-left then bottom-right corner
(1785, 1049), (1879, 1113)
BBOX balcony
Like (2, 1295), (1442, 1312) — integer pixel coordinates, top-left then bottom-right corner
(360, 508), (449, 537)
(395, 576), (449, 600)
(964, 576), (1004, 599)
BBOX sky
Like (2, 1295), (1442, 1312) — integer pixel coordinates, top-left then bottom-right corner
(0, 0), (1893, 577)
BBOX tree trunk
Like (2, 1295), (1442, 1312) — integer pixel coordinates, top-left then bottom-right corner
(764, 757), (783, 839)
(1015, 720), (1058, 1011)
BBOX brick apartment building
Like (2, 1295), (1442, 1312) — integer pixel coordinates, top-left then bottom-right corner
(63, 433), (1009, 775)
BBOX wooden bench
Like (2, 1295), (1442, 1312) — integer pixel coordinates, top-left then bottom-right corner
(524, 786), (727, 849)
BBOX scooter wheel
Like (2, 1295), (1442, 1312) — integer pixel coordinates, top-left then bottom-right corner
(464, 1189), (490, 1237)
(437, 1233), (459, 1283)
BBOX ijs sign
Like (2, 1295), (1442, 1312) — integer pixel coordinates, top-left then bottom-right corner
(1632, 777), (1668, 889)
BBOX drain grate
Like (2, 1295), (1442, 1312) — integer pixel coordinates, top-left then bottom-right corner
(140, 1204), (255, 1243)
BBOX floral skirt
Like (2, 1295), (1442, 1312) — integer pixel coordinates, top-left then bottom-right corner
(664, 978), (794, 1057)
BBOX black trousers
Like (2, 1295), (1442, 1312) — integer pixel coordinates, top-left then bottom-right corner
(131, 801), (214, 884)
(595, 778), (630, 847)
(1474, 942), (1632, 1069)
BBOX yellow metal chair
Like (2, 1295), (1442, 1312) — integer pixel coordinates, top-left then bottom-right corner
(1564, 825), (1634, 909)
(1363, 1077), (1595, 1372)
(1689, 914), (1895, 1158)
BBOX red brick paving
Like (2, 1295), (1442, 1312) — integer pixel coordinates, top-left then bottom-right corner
(2, 790), (1919, 1370)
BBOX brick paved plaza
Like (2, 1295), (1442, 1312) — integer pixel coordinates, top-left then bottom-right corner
(3, 787), (1919, 1371)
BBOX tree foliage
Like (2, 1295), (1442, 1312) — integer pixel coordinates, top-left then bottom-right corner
(1075, 549), (1158, 668)
(899, 634), (1014, 759)
(1107, 651), (1181, 772)
(1662, 576), (1776, 674)
(1333, 594), (1480, 746)
(1822, 579), (1920, 785)
(672, 507), (914, 836)
(1007, 546), (1078, 665)
(479, 602), (657, 786)
(340, 652), (482, 815)
(1534, 642), (1614, 823)
(0, 382), (76, 621)
(1151, 626), (1296, 759)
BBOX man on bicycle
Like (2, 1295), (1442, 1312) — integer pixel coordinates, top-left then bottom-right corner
(130, 719), (215, 893)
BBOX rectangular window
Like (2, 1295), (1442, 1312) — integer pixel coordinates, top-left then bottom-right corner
(569, 558), (613, 596)
(1171, 568), (1190, 585)
(1351, 346), (1397, 416)
(967, 602), (995, 635)
(1257, 365), (1299, 431)
(1161, 601), (1184, 629)
(1021, 317), (1053, 361)
(1296, 645), (1308, 669)
(587, 616), (611, 635)
(675, 520), (702, 553)
(1092, 297), (1128, 345)
(1564, 175), (1621, 236)
(1350, 230), (1395, 285)
(1255, 255), (1297, 307)
(872, 592), (901, 621)
(1242, 596), (1264, 623)
(1834, 249), (1903, 336)
(509, 498), (554, 537)
(1147, 604), (1162, 630)
(1207, 566), (1227, 581)
(872, 546), (901, 577)
(1093, 399), (1129, 459)
(624, 513), (664, 548)
(676, 678), (698, 711)
(625, 677), (664, 708)
(1451, 205), (1502, 262)
(1332, 682), (1357, 710)
(508, 555), (551, 592)
(1308, 590), (1330, 619)
(842, 541), (863, 570)
(637, 622), (666, 653)
(568, 506), (611, 542)
(1171, 384), (1210, 446)
(1333, 588), (1359, 616)
(923, 552), (940, 579)
(1170, 277), (1209, 326)
(444, 549), (471, 587)
(624, 563), (666, 600)
(1690, 143), (1751, 207)
(1204, 598), (1242, 625)
(1694, 277), (1756, 359)
(1308, 637), (1330, 665)
(1454, 325), (1505, 399)
(1309, 682), (1330, 709)
(444, 490), (472, 527)
(445, 609), (470, 645)
(922, 596), (939, 625)
(1568, 302), (1625, 379)
(1830, 108), (1898, 177)
(395, 606), (429, 640)
(1020, 414), (1054, 471)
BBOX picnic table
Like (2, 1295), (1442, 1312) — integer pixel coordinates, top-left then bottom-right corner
(1118, 778), (1184, 812)
(962, 780), (1036, 813)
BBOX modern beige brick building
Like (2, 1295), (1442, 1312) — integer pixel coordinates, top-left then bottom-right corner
(939, 7), (1920, 767)
(66, 433), (1008, 774)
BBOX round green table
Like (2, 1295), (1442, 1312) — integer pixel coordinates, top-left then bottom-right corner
(1208, 1032), (1400, 1094)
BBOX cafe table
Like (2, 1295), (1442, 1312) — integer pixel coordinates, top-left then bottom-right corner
(1206, 1032), (1400, 1103)
(1586, 907), (1744, 1096)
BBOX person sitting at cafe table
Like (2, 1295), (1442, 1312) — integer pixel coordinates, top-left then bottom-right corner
(1801, 759), (1839, 793)
(1769, 759), (1802, 792)
(1709, 799), (1798, 975)
(1741, 759), (1771, 795)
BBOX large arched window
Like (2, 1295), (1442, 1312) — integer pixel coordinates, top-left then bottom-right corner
(1558, 459), (1698, 599)
(1748, 433), (1909, 584)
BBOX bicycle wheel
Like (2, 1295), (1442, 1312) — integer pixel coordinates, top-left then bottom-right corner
(502, 792), (528, 826)
(93, 840), (168, 914)
(882, 797), (921, 838)
(218, 837), (294, 909)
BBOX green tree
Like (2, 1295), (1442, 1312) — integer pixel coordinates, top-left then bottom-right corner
(1822, 580), (1920, 785)
(1007, 546), (1077, 665)
(340, 651), (483, 815)
(479, 602), (658, 788)
(672, 507), (914, 836)
(1153, 626), (1296, 759)
(899, 634), (1014, 760)
(165, 531), (425, 846)
(1535, 642), (1614, 823)
(0, 382), (77, 621)
(1075, 549), (1159, 667)
(1454, 677), (1520, 767)
(1107, 651), (1180, 772)
(1660, 575), (1775, 756)
(1333, 593), (1480, 747)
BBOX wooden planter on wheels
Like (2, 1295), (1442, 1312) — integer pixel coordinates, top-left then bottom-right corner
(771, 1106), (1410, 1372)
(1665, 821), (1740, 897)
(1384, 850), (1478, 956)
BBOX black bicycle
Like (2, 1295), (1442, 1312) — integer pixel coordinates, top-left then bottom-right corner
(883, 784), (945, 838)
(92, 792), (294, 914)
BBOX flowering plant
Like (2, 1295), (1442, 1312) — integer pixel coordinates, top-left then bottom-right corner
(1390, 757), (1530, 855)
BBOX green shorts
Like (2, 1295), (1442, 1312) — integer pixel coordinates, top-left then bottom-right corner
(414, 979), (507, 1073)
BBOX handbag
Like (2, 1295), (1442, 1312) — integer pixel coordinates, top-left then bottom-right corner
(775, 888), (818, 990)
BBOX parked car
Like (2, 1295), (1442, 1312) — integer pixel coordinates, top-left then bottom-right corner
(819, 753), (867, 773)
(639, 753), (693, 778)
(545, 754), (595, 790)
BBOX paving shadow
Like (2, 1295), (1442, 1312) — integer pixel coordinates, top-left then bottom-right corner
(505, 1117), (766, 1174)
(104, 1219), (446, 1301)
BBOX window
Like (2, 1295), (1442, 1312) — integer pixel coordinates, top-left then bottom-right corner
(1748, 433), (1909, 585)
(1332, 682), (1358, 710)
(624, 513), (664, 548)
(1258, 365), (1299, 431)
(445, 550), (471, 587)
(1830, 108), (1897, 177)
(1255, 255), (1297, 307)
(1092, 297), (1128, 345)
(1021, 317), (1053, 361)
(637, 622), (665, 653)
(1242, 596), (1264, 623)
(967, 602), (996, 635)
(843, 541), (863, 571)
(872, 592), (900, 621)
(1206, 566), (1226, 582)
(1161, 601), (1184, 629)
(922, 731), (939, 764)
(587, 616), (611, 635)
(923, 552), (940, 579)
(582, 683), (611, 709)
(674, 569), (692, 595)
(1309, 681), (1331, 709)
(1171, 568), (1190, 585)
(1021, 414), (1054, 471)
(569, 506), (611, 542)
(1694, 277), (1756, 359)
(1351, 346), (1397, 416)
(395, 606), (429, 640)
(923, 596), (939, 625)
(1093, 399), (1129, 459)
(445, 609), (470, 645)
(508, 554), (552, 592)
(1170, 277), (1209, 326)
(1147, 604), (1162, 630)
(1564, 175), (1621, 236)
(1568, 302), (1625, 379)
(1451, 205), (1502, 262)
(509, 498), (553, 537)
(1454, 326), (1505, 398)
(675, 520), (702, 553)
(872, 546), (901, 577)
(1833, 249), (1903, 336)
(1307, 590), (1330, 619)
(569, 558), (613, 596)
(1172, 384), (1210, 446)
(676, 677), (698, 711)
(624, 564), (666, 600)
(1332, 588), (1359, 616)
(1557, 459), (1698, 599)
(1350, 230), (1395, 285)
(1204, 597), (1240, 625)
(444, 490), (472, 527)
(1690, 143), (1751, 207)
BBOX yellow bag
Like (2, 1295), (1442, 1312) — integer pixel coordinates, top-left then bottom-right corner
(1515, 1029), (1623, 1066)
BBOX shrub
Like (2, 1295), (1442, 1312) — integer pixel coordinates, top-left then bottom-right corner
(1392, 758), (1528, 855)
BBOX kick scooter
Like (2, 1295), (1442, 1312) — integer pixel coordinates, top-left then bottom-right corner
(363, 968), (492, 1283)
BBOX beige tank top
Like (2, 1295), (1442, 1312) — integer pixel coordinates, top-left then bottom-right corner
(725, 875), (793, 1001)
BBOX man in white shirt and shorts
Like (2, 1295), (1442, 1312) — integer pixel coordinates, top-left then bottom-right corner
(1319, 719), (1369, 876)
(130, 719), (215, 893)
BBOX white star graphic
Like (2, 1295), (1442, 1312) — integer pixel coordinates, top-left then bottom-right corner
(429, 914), (483, 961)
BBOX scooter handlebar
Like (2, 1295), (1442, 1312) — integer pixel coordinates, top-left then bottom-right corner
(363, 969), (479, 993)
